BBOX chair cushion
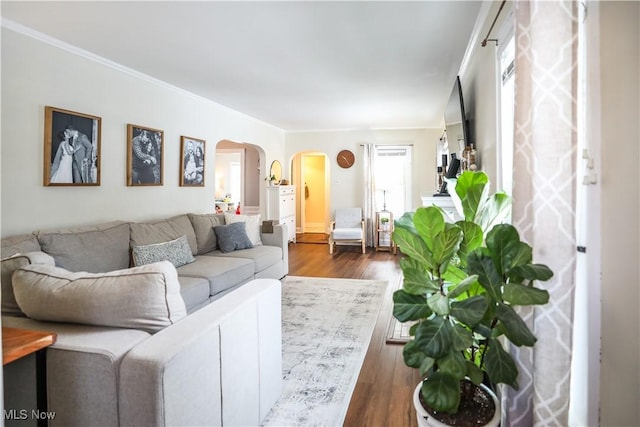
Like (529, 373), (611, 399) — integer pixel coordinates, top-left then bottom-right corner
(335, 207), (363, 229)
(332, 228), (363, 240)
(1, 234), (41, 258)
(12, 261), (187, 333)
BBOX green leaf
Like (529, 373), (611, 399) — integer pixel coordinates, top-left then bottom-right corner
(448, 274), (479, 299)
(393, 289), (432, 322)
(413, 207), (445, 252)
(478, 192), (512, 231)
(495, 303), (537, 346)
(441, 264), (467, 284)
(484, 339), (519, 389)
(427, 292), (449, 316)
(393, 226), (434, 270)
(456, 221), (484, 266)
(402, 339), (428, 369)
(395, 211), (416, 232)
(451, 295), (490, 327)
(414, 317), (453, 359)
(511, 264), (554, 282)
(503, 283), (550, 306)
(467, 250), (503, 303)
(485, 224), (521, 276)
(401, 266), (440, 295)
(454, 170), (488, 203)
(419, 356), (435, 376)
(421, 373), (460, 413)
(431, 226), (463, 266)
(466, 361), (484, 385)
(450, 323), (474, 351)
(439, 351), (467, 380)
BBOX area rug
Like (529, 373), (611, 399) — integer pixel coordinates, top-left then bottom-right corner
(262, 275), (388, 427)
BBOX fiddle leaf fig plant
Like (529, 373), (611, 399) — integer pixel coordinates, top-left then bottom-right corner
(392, 170), (553, 415)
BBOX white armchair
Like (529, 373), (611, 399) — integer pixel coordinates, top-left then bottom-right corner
(328, 207), (366, 254)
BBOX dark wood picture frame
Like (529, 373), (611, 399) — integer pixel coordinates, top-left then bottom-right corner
(43, 106), (101, 186)
(127, 124), (163, 186)
(179, 136), (206, 187)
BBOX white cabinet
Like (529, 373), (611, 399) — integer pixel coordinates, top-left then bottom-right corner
(421, 195), (463, 222)
(266, 185), (296, 243)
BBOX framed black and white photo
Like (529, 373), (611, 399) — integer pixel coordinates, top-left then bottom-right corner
(44, 106), (101, 186)
(127, 124), (163, 186)
(180, 136), (205, 187)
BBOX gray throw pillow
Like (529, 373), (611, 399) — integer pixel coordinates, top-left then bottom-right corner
(213, 222), (254, 253)
(132, 235), (196, 268)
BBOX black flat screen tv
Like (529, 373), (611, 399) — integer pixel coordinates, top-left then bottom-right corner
(444, 75), (471, 151)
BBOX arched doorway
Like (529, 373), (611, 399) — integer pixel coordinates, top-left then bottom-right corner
(215, 140), (262, 215)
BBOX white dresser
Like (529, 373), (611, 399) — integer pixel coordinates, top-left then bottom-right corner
(421, 195), (463, 222)
(266, 185), (296, 243)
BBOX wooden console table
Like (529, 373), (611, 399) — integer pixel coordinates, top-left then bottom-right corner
(3, 327), (57, 427)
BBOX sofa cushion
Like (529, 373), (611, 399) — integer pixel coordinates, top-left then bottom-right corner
(132, 235), (196, 268)
(1, 234), (41, 258)
(224, 213), (262, 246)
(36, 221), (131, 273)
(207, 246), (283, 274)
(177, 276), (211, 313)
(214, 222), (254, 253)
(130, 214), (198, 256)
(12, 261), (187, 333)
(177, 255), (254, 296)
(1, 252), (55, 317)
(187, 213), (226, 254)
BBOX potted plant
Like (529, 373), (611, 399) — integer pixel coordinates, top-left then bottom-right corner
(380, 216), (390, 230)
(265, 174), (276, 186)
(392, 171), (553, 426)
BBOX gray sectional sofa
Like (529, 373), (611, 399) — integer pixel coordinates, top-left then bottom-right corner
(1, 212), (287, 426)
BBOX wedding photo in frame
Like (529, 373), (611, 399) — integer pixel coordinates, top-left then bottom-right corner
(180, 136), (205, 187)
(43, 106), (101, 186)
(127, 124), (163, 186)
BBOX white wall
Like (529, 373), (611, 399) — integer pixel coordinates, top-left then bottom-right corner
(285, 128), (441, 216)
(1, 27), (285, 236)
(598, 2), (640, 425)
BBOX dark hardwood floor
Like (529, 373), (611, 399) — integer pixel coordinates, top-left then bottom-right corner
(287, 242), (421, 427)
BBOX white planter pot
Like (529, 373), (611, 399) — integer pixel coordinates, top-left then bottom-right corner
(413, 381), (501, 427)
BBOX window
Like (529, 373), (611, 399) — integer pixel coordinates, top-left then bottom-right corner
(498, 35), (515, 195)
(373, 145), (412, 219)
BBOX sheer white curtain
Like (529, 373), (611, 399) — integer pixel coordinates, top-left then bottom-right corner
(503, 1), (578, 425)
(362, 144), (376, 247)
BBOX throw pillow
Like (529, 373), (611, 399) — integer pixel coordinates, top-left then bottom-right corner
(1, 252), (55, 317)
(12, 261), (187, 333)
(213, 222), (254, 253)
(224, 212), (262, 246)
(132, 235), (196, 268)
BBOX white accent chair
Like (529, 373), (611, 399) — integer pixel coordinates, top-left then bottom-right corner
(328, 207), (366, 254)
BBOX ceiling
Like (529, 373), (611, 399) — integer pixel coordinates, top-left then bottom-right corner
(2, 1), (484, 131)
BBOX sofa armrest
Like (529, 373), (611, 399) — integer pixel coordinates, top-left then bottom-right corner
(261, 224), (289, 275)
(118, 278), (282, 427)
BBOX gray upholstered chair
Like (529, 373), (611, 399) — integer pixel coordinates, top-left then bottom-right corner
(328, 207), (365, 254)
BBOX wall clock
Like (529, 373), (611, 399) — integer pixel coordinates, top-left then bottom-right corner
(337, 149), (355, 168)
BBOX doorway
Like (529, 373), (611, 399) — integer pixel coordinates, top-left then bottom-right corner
(292, 152), (329, 236)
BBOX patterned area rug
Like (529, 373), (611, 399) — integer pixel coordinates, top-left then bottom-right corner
(262, 276), (388, 427)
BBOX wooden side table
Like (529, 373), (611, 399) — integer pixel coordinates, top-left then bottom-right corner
(3, 327), (57, 427)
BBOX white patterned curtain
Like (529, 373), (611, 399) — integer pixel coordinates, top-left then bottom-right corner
(362, 144), (376, 247)
(503, 1), (578, 426)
